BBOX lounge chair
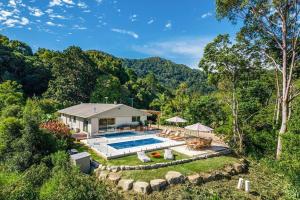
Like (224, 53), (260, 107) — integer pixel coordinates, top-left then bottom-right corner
(169, 131), (181, 139)
(172, 133), (186, 141)
(158, 129), (172, 137)
(164, 149), (174, 160)
(157, 128), (167, 136)
(137, 151), (151, 162)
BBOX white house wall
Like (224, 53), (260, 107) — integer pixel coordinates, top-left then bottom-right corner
(115, 117), (132, 125)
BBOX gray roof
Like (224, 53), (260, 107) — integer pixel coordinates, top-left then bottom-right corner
(58, 103), (122, 118)
(70, 152), (90, 160)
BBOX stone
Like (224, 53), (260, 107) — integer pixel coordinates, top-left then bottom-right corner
(211, 171), (225, 180)
(165, 171), (185, 185)
(111, 166), (120, 172)
(187, 174), (203, 185)
(133, 181), (151, 194)
(108, 173), (121, 184)
(117, 179), (134, 191)
(224, 165), (237, 175)
(200, 172), (214, 183)
(233, 163), (244, 173)
(150, 179), (168, 191)
(98, 171), (109, 180)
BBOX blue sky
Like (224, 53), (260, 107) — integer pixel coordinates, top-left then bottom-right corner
(0, 0), (240, 68)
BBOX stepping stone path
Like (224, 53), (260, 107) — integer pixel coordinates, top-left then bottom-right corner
(150, 179), (168, 191)
(108, 172), (121, 184)
(117, 179), (134, 191)
(165, 171), (185, 185)
(133, 181), (151, 194)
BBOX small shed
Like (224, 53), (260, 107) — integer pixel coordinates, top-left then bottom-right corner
(70, 152), (91, 173)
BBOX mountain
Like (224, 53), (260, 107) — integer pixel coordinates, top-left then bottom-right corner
(121, 57), (212, 93)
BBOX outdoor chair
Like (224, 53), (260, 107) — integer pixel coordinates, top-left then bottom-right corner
(137, 151), (151, 162)
(164, 149), (174, 160)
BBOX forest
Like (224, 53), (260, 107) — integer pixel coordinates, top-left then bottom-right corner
(0, 0), (299, 199)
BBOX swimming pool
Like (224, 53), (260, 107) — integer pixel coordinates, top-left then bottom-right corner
(108, 138), (163, 149)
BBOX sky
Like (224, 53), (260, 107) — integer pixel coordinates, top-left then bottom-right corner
(0, 0), (241, 68)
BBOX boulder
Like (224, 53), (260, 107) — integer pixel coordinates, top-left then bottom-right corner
(108, 173), (121, 184)
(150, 179), (168, 191)
(117, 179), (134, 191)
(165, 171), (185, 185)
(233, 163), (244, 173)
(133, 181), (151, 194)
(187, 174), (203, 185)
(98, 171), (109, 180)
(199, 172), (214, 183)
(111, 166), (120, 172)
(211, 171), (225, 180)
(224, 165), (237, 175)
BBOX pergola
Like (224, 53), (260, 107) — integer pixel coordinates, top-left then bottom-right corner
(140, 109), (161, 128)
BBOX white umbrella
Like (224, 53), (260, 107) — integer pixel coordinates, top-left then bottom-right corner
(185, 123), (213, 134)
(166, 116), (187, 123)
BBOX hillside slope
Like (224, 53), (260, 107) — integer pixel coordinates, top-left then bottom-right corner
(122, 57), (211, 93)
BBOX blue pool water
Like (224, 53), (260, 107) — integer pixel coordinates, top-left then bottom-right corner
(108, 138), (163, 149)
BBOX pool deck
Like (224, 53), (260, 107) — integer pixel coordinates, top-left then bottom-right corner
(81, 133), (185, 159)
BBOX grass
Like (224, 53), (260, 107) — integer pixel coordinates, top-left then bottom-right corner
(121, 156), (238, 182)
(122, 160), (298, 200)
(73, 142), (188, 166)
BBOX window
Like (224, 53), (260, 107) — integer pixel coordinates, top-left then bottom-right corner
(132, 116), (141, 122)
(99, 118), (115, 129)
(73, 116), (76, 123)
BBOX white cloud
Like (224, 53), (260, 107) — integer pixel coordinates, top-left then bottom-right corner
(49, 0), (62, 7)
(147, 19), (154, 24)
(132, 37), (212, 67)
(129, 14), (137, 22)
(28, 7), (44, 17)
(201, 12), (212, 18)
(46, 21), (63, 27)
(49, 0), (74, 7)
(49, 14), (67, 19)
(45, 9), (53, 14)
(2, 17), (29, 27)
(111, 28), (139, 39)
(72, 24), (87, 30)
(77, 1), (87, 9)
(63, 0), (74, 5)
(0, 10), (14, 18)
(165, 21), (172, 29)
(8, 0), (17, 7)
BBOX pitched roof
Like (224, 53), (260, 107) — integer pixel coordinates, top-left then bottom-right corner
(58, 103), (122, 118)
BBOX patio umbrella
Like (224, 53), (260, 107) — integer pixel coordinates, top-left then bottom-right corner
(185, 123), (213, 136)
(166, 116), (187, 127)
(166, 116), (187, 123)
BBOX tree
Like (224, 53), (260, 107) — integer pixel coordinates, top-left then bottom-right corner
(90, 74), (122, 103)
(45, 46), (99, 106)
(216, 0), (300, 159)
(200, 35), (252, 153)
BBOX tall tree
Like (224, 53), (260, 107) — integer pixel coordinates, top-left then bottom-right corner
(216, 0), (300, 159)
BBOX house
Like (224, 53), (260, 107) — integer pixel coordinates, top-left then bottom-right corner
(58, 103), (149, 138)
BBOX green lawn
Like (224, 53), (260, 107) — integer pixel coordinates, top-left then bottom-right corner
(74, 142), (189, 166)
(121, 156), (238, 182)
